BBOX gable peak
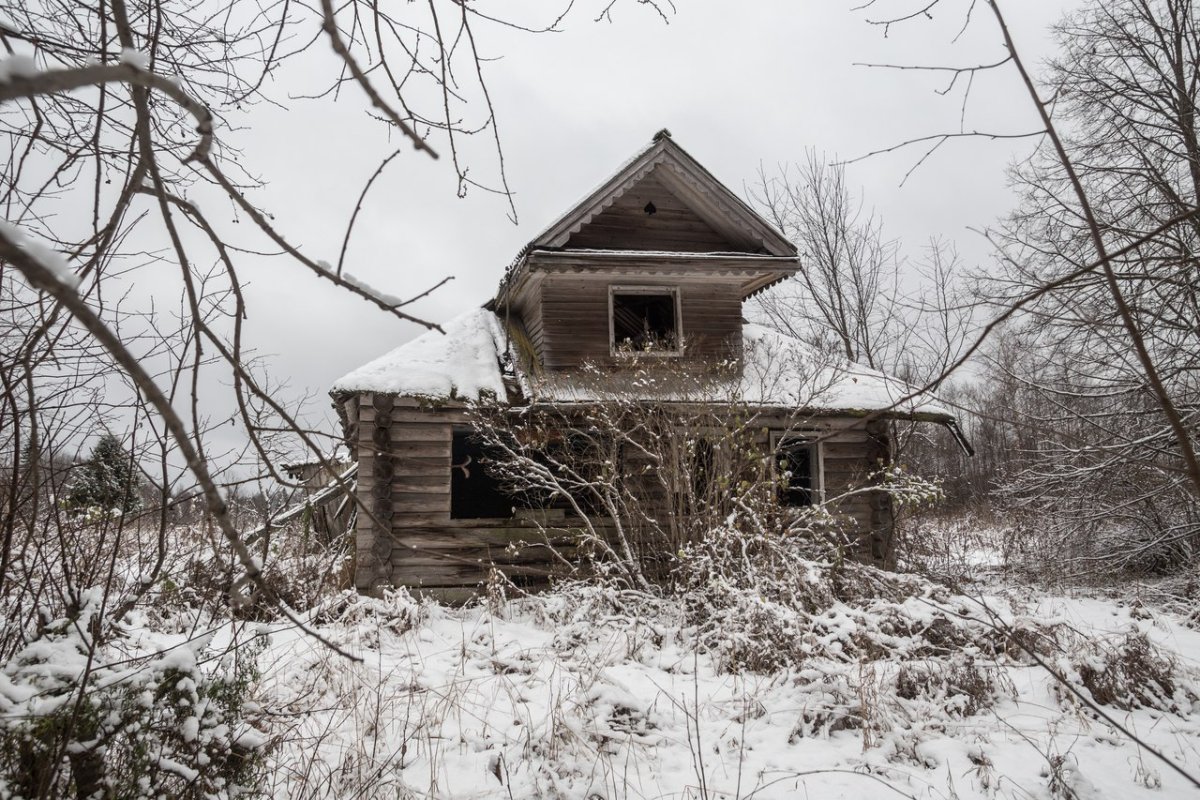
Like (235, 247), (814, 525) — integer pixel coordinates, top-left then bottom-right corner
(527, 130), (797, 258)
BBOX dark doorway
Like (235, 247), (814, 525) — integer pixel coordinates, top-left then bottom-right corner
(777, 439), (817, 507)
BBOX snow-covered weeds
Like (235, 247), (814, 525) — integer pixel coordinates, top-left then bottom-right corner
(0, 589), (267, 799)
(6, 512), (1200, 798)
(0, 507), (342, 798)
(256, 560), (1200, 799)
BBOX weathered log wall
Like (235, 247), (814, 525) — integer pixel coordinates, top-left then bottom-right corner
(537, 275), (743, 370)
(349, 395), (895, 599)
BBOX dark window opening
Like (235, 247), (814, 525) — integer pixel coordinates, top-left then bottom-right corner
(690, 438), (714, 504)
(538, 430), (616, 517)
(677, 437), (715, 515)
(611, 290), (679, 353)
(643, 201), (657, 215)
(451, 432), (514, 519)
(777, 439), (818, 507)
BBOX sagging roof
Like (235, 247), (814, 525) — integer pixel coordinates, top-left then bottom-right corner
(331, 308), (955, 422)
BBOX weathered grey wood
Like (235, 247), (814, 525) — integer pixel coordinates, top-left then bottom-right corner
(335, 135), (921, 594)
(388, 457), (451, 477)
(351, 409), (900, 592)
(538, 276), (744, 370)
(391, 496), (449, 514)
(393, 562), (566, 584)
(566, 172), (741, 252)
(392, 477), (452, 494)
(387, 425), (450, 442)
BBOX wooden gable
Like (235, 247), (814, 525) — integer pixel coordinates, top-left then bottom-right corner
(495, 131), (801, 371)
(530, 130), (796, 257)
(565, 166), (750, 253)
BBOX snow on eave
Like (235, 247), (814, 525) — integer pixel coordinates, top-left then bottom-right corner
(738, 323), (954, 420)
(329, 308), (509, 402)
(281, 451), (351, 472)
(329, 308), (954, 423)
(513, 325), (954, 421)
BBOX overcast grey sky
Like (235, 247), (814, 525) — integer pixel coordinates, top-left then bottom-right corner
(153, 0), (1083, 449)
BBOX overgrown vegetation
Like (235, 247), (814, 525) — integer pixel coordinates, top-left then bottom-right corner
(3, 0), (1200, 795)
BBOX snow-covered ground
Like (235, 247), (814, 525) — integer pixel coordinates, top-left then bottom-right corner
(257, 579), (1200, 799)
(6, 515), (1196, 799)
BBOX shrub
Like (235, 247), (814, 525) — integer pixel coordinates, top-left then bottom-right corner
(1065, 631), (1193, 712)
(0, 589), (268, 799)
(674, 523), (1013, 673)
(896, 656), (1009, 717)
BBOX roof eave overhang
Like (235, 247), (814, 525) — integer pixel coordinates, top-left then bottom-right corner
(496, 249), (798, 305)
(516, 397), (954, 423)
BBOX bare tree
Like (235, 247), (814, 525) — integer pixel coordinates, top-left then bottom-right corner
(856, 0), (1200, 503)
(0, 0), (672, 794)
(749, 152), (975, 515)
(751, 152), (907, 373)
(958, 0), (1200, 573)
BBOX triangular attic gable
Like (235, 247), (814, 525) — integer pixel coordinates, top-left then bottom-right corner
(566, 165), (749, 252)
(530, 131), (796, 257)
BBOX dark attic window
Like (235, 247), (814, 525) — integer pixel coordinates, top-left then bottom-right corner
(610, 287), (681, 355)
(450, 431), (514, 519)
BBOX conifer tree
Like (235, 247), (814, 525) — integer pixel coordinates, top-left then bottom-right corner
(66, 435), (141, 514)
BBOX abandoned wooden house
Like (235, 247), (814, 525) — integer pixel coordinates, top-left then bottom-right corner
(330, 130), (959, 598)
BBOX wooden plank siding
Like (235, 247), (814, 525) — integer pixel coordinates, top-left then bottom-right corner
(537, 275), (744, 370)
(351, 401), (898, 596)
(565, 169), (750, 253)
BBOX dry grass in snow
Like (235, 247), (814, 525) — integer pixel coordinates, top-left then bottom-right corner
(254, 565), (1200, 800)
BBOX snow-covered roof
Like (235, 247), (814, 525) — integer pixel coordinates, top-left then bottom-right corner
(331, 309), (953, 420)
(331, 309), (509, 401)
(745, 326), (952, 418)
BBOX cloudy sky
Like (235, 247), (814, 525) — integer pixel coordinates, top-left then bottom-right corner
(125, 0), (1084, 455)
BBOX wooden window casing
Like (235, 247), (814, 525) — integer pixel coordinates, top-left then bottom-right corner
(608, 285), (684, 357)
(770, 432), (825, 507)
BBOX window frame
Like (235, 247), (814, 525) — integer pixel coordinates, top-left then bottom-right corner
(449, 429), (516, 520)
(770, 431), (825, 507)
(608, 284), (685, 357)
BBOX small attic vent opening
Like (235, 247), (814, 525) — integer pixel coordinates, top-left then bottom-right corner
(643, 201), (657, 216)
(610, 287), (681, 355)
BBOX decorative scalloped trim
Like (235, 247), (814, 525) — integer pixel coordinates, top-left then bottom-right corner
(658, 159), (766, 251)
(554, 154), (665, 245)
